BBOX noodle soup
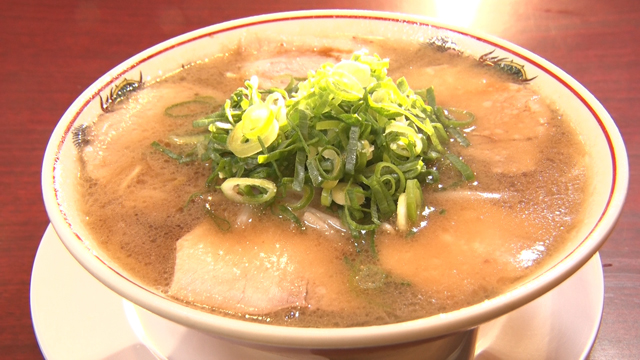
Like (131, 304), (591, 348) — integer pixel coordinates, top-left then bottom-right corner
(74, 35), (588, 328)
(42, 13), (628, 358)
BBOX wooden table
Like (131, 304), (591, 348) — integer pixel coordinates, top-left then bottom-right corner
(1, 0), (638, 358)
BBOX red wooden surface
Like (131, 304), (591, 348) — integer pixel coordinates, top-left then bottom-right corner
(1, 0), (638, 358)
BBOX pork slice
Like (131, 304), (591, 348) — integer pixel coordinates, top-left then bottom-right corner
(169, 219), (358, 315)
(402, 63), (553, 175)
(240, 54), (344, 89)
(80, 82), (224, 183)
(376, 191), (545, 298)
(459, 85), (552, 175)
(235, 34), (365, 88)
(169, 220), (307, 314)
(237, 38), (362, 89)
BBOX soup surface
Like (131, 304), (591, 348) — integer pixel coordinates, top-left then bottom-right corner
(76, 36), (587, 327)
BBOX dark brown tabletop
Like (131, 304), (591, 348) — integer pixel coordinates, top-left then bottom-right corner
(1, 0), (638, 358)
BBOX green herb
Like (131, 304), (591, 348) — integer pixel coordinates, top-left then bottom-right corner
(151, 141), (196, 163)
(204, 203), (231, 231)
(165, 99), (218, 118)
(156, 51), (476, 236)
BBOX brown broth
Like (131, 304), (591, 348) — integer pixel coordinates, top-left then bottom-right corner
(77, 38), (587, 327)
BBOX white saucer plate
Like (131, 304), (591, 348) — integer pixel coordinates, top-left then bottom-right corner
(30, 225), (604, 359)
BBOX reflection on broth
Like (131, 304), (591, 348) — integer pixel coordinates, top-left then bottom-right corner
(76, 36), (587, 328)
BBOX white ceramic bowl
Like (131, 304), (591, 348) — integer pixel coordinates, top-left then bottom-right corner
(41, 10), (628, 359)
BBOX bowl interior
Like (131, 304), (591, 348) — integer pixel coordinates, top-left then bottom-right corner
(43, 10), (628, 348)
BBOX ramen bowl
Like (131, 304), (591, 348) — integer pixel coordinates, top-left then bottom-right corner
(41, 10), (628, 359)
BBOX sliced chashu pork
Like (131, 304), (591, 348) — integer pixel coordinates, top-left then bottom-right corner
(169, 221), (307, 314)
(376, 190), (546, 300)
(236, 35), (366, 88)
(241, 53), (346, 89)
(400, 63), (553, 175)
(458, 83), (552, 175)
(169, 220), (360, 315)
(81, 82), (225, 183)
(77, 83), (224, 218)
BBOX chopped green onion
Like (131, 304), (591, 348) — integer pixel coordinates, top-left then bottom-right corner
(321, 187), (333, 207)
(405, 179), (422, 223)
(227, 117), (279, 157)
(441, 107), (475, 127)
(293, 150), (307, 191)
(168, 134), (207, 145)
(204, 203), (231, 231)
(165, 99), (217, 118)
(277, 205), (305, 230)
(425, 86), (437, 107)
(307, 147), (343, 188)
(445, 153), (475, 181)
(324, 68), (364, 101)
(331, 183), (365, 206)
(151, 141), (196, 163)
(288, 184), (314, 211)
(316, 120), (342, 131)
(345, 126), (360, 174)
(448, 127), (471, 147)
(333, 60), (375, 87)
(397, 193), (408, 232)
(220, 178), (277, 204)
(154, 50), (477, 236)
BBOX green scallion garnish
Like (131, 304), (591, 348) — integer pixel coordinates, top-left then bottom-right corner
(155, 51), (476, 235)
